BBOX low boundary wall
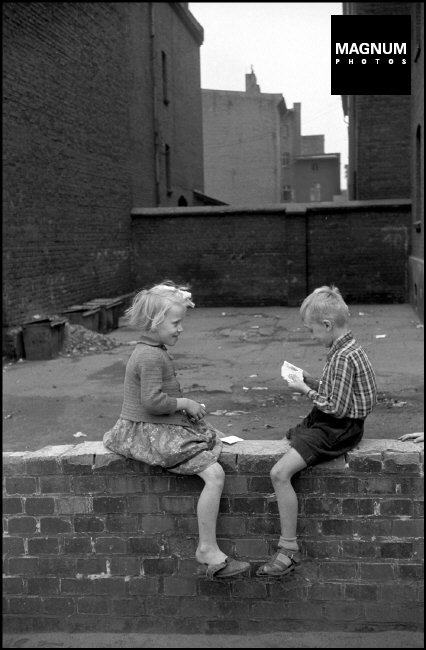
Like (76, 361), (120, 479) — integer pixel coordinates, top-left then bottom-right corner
(3, 439), (424, 633)
(130, 199), (411, 307)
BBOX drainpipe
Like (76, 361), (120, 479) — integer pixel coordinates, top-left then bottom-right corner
(149, 2), (160, 206)
(305, 209), (309, 296)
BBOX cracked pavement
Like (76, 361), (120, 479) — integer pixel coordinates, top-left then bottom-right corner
(3, 304), (424, 452)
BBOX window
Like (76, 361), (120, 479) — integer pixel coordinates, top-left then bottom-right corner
(310, 183), (321, 201)
(415, 125), (421, 229)
(165, 144), (171, 195)
(281, 152), (291, 167)
(311, 162), (318, 171)
(161, 51), (169, 105)
(281, 185), (293, 202)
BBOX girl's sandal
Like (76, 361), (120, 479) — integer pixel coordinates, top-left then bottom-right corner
(256, 549), (301, 577)
(202, 556), (251, 579)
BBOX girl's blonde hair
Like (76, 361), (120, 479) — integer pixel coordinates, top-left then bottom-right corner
(125, 280), (195, 331)
(300, 285), (349, 327)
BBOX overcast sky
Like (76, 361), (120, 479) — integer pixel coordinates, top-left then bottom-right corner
(189, 2), (348, 190)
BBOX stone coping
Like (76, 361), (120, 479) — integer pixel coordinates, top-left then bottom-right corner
(3, 438), (423, 472)
(131, 198), (411, 218)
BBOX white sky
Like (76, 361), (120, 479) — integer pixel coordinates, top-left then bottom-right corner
(189, 2), (348, 190)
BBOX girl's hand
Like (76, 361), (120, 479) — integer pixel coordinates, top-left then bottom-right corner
(185, 399), (206, 422)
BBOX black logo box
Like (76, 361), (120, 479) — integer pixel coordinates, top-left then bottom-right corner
(331, 15), (411, 95)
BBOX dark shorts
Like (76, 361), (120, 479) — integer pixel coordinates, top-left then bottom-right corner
(286, 406), (364, 467)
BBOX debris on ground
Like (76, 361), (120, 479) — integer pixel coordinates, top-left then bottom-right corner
(377, 393), (409, 409)
(210, 409), (249, 416)
(60, 322), (121, 357)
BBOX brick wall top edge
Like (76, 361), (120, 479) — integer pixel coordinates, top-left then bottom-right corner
(2, 438), (423, 467)
(131, 199), (411, 218)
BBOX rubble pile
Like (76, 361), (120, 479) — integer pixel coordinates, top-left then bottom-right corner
(61, 322), (121, 357)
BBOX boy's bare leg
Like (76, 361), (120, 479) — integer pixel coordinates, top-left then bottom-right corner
(271, 447), (307, 541)
(257, 448), (307, 575)
(194, 462), (228, 566)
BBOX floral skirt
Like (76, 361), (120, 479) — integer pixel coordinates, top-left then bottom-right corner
(103, 417), (224, 475)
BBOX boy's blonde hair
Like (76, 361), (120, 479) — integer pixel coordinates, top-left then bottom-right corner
(300, 285), (349, 327)
(125, 280), (194, 331)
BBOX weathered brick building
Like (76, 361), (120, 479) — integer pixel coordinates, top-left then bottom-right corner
(409, 2), (424, 322)
(202, 71), (341, 205)
(342, 93), (411, 201)
(3, 2), (205, 328)
(342, 2), (412, 202)
(341, 1), (424, 321)
(293, 154), (341, 203)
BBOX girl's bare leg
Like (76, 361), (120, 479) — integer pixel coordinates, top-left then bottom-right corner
(194, 462), (228, 565)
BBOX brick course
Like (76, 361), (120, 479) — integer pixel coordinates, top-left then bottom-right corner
(3, 439), (424, 633)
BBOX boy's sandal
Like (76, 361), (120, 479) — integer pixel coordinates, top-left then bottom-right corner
(203, 556), (251, 579)
(256, 549), (301, 577)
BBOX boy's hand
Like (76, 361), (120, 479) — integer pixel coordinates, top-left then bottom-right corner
(303, 372), (319, 390)
(287, 375), (310, 394)
(398, 432), (424, 443)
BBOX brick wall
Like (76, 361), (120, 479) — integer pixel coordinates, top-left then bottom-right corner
(154, 3), (205, 208)
(306, 202), (411, 303)
(355, 95), (411, 201)
(409, 2), (424, 323)
(3, 439), (423, 633)
(3, 3), (134, 325)
(2, 2), (204, 328)
(130, 200), (411, 307)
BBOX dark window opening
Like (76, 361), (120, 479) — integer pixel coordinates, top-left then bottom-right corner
(165, 144), (172, 195)
(281, 185), (292, 202)
(162, 51), (169, 105)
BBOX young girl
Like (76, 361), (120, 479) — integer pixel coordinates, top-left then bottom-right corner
(103, 280), (250, 579)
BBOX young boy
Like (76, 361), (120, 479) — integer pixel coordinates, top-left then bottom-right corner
(257, 285), (377, 577)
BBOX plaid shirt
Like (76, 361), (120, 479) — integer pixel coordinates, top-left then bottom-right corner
(308, 331), (377, 419)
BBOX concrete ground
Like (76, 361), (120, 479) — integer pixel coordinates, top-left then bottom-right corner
(2, 630), (425, 648)
(2, 303), (424, 452)
(2, 305), (424, 647)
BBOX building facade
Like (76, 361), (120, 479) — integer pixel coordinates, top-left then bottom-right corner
(342, 2), (412, 201)
(293, 154), (341, 203)
(202, 71), (341, 205)
(341, 1), (424, 321)
(3, 2), (205, 328)
(409, 2), (424, 321)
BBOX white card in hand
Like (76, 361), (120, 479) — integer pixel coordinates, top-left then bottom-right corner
(281, 360), (304, 384)
(220, 435), (244, 444)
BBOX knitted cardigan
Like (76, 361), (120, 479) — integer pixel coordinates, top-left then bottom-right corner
(120, 340), (191, 425)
